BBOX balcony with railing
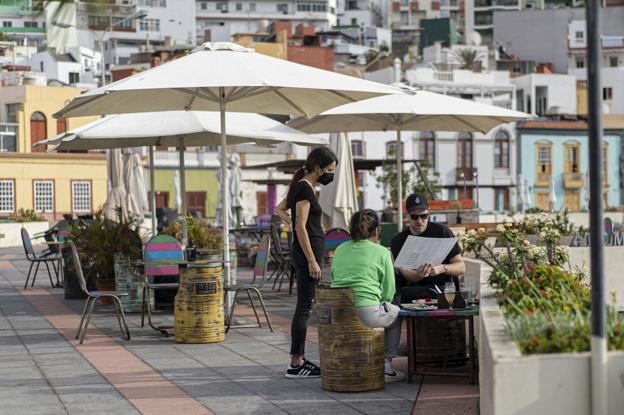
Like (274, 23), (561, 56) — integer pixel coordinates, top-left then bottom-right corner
(455, 167), (478, 182)
(475, 0), (519, 7)
(603, 36), (624, 49)
(535, 173), (550, 188)
(563, 172), (584, 189)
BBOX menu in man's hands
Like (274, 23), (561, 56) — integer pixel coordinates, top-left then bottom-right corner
(394, 236), (458, 269)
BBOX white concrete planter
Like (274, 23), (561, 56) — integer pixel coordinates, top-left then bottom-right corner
(465, 259), (624, 415)
(0, 221), (49, 248)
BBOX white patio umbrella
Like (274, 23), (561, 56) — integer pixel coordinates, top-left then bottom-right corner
(102, 149), (128, 222)
(36, 111), (327, 237)
(290, 91), (531, 227)
(549, 175), (557, 211)
(132, 152), (150, 218)
(173, 170), (182, 212)
(318, 132), (358, 230)
(53, 42), (400, 299)
(229, 154), (243, 226)
(122, 148), (143, 221)
(524, 179), (532, 209)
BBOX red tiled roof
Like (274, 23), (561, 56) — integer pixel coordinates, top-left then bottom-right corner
(518, 120), (588, 130)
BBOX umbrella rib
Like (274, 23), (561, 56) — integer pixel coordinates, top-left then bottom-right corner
(327, 89), (358, 102)
(226, 86), (265, 102)
(176, 87), (219, 103)
(272, 88), (307, 117)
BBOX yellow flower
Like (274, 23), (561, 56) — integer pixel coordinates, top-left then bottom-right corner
(563, 305), (571, 312)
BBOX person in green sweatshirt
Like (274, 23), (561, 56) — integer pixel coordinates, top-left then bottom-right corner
(331, 209), (404, 382)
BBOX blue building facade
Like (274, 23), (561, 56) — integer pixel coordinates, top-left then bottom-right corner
(516, 120), (623, 211)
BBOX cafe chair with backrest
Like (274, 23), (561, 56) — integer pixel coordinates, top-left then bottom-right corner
(141, 234), (184, 331)
(68, 241), (130, 344)
(321, 228), (351, 280)
(21, 228), (61, 289)
(225, 233), (273, 333)
(269, 223), (293, 293)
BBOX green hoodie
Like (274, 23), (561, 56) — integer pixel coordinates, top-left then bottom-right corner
(330, 239), (396, 307)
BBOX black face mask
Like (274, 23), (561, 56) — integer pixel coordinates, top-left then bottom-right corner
(318, 172), (335, 185)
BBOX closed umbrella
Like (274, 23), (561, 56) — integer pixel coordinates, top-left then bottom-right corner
(318, 132), (358, 230)
(173, 170), (182, 213)
(54, 41), (400, 298)
(290, 91), (531, 228)
(548, 175), (557, 211)
(132, 152), (150, 218)
(122, 148), (142, 220)
(103, 149), (128, 222)
(229, 154), (243, 227)
(524, 179), (532, 210)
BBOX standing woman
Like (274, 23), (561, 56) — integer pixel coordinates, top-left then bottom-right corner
(275, 147), (338, 378)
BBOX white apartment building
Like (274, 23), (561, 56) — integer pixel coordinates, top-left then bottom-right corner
(465, 0), (523, 46)
(512, 73), (577, 116)
(30, 47), (99, 89)
(336, 0), (384, 27)
(47, 0), (197, 83)
(0, 0), (46, 48)
(567, 19), (624, 114)
(195, 0), (337, 42)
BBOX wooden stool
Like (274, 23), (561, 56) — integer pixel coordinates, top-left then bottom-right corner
(316, 287), (384, 392)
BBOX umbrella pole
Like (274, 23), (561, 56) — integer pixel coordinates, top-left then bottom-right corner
(586, 0), (607, 412)
(220, 88), (232, 313)
(178, 137), (188, 247)
(149, 146), (157, 236)
(396, 126), (403, 230)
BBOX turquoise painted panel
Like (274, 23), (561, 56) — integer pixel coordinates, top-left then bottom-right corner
(520, 132), (620, 210)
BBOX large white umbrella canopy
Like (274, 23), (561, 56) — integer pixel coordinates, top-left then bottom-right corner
(290, 91), (531, 227)
(53, 43), (402, 120)
(318, 133), (358, 230)
(53, 41), (398, 300)
(37, 111), (328, 151)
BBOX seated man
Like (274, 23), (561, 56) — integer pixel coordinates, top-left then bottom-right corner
(331, 209), (404, 382)
(391, 193), (465, 303)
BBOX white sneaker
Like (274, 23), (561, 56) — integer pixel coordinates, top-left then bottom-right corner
(384, 369), (405, 383)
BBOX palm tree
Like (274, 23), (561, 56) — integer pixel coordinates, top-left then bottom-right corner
(452, 48), (485, 71)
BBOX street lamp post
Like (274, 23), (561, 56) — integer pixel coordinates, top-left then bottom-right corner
(98, 10), (147, 86)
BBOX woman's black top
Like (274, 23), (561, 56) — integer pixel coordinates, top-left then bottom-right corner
(288, 180), (324, 267)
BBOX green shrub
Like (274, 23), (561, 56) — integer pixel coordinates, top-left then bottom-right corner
(10, 208), (44, 222)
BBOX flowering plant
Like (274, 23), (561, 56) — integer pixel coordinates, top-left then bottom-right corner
(461, 214), (624, 354)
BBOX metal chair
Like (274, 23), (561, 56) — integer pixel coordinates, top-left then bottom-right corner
(21, 228), (61, 289)
(321, 228), (351, 280)
(68, 241), (130, 344)
(269, 224), (293, 293)
(225, 234), (273, 333)
(141, 234), (184, 332)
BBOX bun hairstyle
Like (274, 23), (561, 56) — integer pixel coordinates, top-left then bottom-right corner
(349, 209), (380, 241)
(286, 146), (338, 208)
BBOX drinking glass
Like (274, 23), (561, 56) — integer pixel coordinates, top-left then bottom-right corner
(444, 282), (456, 309)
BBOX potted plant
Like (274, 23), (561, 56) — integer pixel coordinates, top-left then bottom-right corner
(67, 210), (142, 302)
(164, 216), (223, 260)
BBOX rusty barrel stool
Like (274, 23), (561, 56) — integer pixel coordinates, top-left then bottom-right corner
(175, 261), (225, 343)
(316, 287), (385, 392)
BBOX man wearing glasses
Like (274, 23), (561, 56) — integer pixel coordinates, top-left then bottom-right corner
(390, 193), (465, 302)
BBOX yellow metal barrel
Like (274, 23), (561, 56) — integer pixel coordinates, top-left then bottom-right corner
(175, 261), (225, 343)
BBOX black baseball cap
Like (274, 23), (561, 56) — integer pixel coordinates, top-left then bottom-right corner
(406, 192), (429, 212)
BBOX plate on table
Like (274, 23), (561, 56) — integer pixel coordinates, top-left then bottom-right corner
(412, 299), (438, 306)
(401, 303), (437, 311)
